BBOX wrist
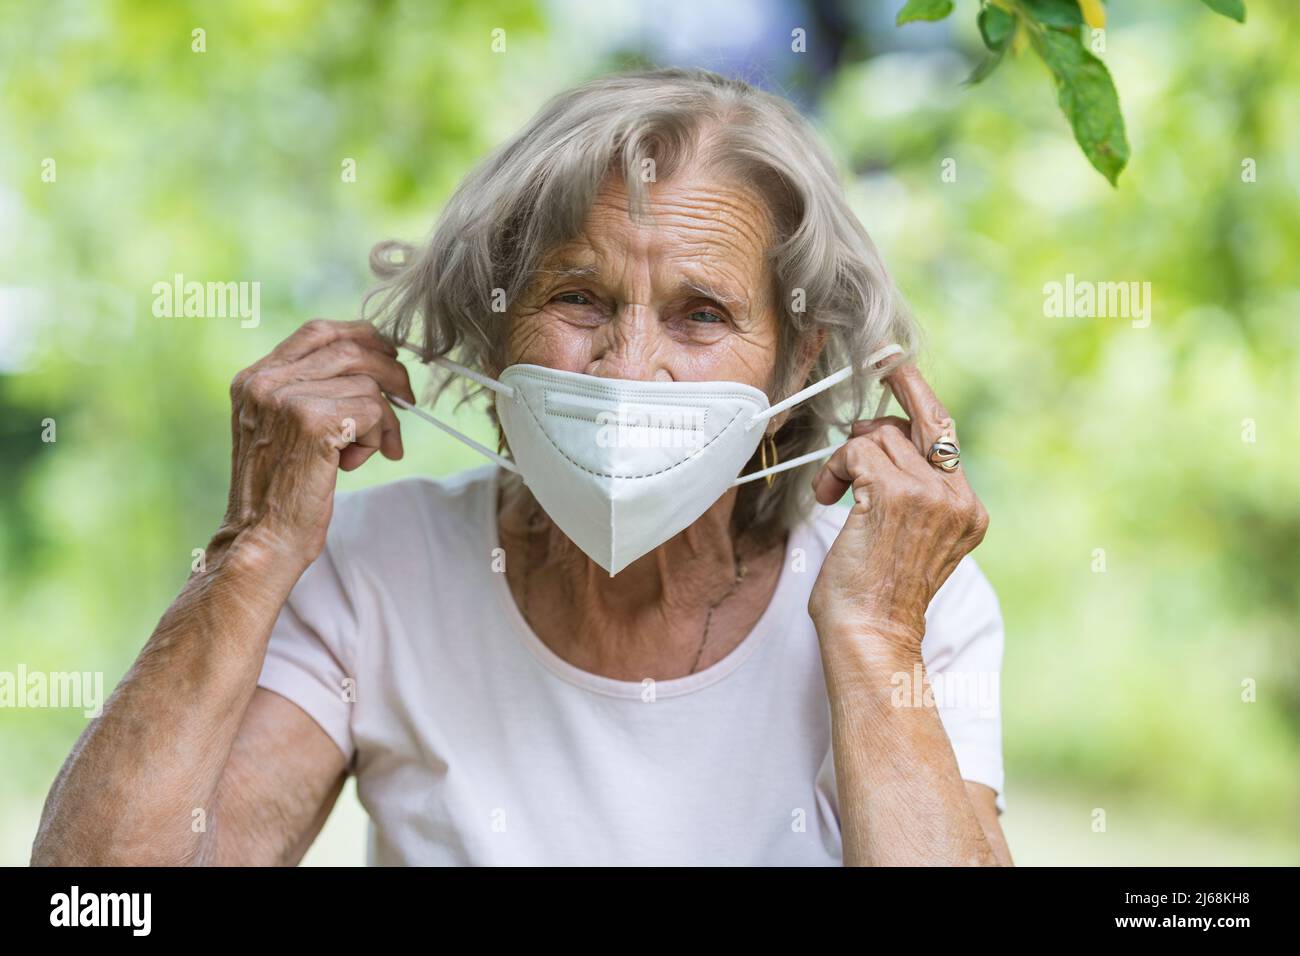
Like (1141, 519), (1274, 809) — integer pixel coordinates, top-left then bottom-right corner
(816, 622), (931, 721)
(203, 522), (315, 596)
(814, 613), (925, 675)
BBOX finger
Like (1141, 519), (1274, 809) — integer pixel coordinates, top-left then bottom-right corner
(335, 394), (404, 470)
(339, 412), (380, 471)
(281, 338), (416, 404)
(861, 421), (933, 479)
(274, 378), (405, 465)
(272, 373), (389, 405)
(339, 445), (377, 471)
(269, 319), (398, 366)
(811, 434), (895, 508)
(374, 396), (404, 461)
(850, 416), (912, 439)
(861, 403), (975, 496)
(344, 389), (404, 463)
(882, 361), (957, 456)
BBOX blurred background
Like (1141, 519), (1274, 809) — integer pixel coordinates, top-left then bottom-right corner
(1, 0), (1296, 866)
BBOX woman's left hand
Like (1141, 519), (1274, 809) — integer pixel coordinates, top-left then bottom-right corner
(807, 361), (989, 661)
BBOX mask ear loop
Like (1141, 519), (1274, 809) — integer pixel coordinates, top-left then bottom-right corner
(746, 343), (902, 430)
(733, 343), (904, 487)
(872, 378), (894, 419)
(397, 342), (515, 400)
(387, 341), (520, 474)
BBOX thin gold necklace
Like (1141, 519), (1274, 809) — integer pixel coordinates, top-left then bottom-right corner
(519, 501), (748, 676)
(687, 550), (747, 675)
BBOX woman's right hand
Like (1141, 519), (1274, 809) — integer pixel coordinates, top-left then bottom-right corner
(212, 319), (416, 572)
(33, 317), (408, 866)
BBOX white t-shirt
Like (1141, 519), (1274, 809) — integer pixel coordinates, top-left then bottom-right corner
(257, 464), (1005, 866)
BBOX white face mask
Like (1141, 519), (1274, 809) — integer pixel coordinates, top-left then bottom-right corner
(392, 343), (902, 575)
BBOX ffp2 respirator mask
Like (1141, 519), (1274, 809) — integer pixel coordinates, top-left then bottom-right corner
(392, 343), (902, 575)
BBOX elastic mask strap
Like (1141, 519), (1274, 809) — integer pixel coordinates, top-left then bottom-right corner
(733, 343), (903, 487)
(732, 444), (842, 486)
(390, 342), (519, 474)
(747, 343), (902, 429)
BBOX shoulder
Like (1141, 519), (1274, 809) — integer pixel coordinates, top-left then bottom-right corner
(323, 465), (497, 574)
(922, 553), (1003, 670)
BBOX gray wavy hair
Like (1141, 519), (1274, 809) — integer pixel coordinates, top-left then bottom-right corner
(363, 66), (920, 547)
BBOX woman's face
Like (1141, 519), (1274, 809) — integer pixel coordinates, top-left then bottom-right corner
(506, 167), (782, 393)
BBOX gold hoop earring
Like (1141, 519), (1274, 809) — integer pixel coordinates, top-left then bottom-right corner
(760, 433), (779, 488)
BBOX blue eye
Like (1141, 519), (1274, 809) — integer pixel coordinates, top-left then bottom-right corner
(688, 310), (723, 324)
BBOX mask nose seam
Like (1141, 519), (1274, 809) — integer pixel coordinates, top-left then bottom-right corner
(505, 367), (765, 404)
(608, 495), (616, 577)
(511, 387), (753, 480)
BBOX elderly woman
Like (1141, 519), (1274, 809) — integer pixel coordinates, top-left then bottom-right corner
(33, 68), (1009, 866)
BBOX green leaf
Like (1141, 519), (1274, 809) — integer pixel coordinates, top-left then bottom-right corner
(1030, 27), (1130, 185)
(896, 0), (955, 26)
(965, 46), (1007, 86)
(978, 4), (1016, 51)
(1020, 0), (1084, 28)
(1199, 0), (1246, 23)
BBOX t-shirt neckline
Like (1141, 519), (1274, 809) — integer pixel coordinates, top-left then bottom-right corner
(483, 466), (801, 700)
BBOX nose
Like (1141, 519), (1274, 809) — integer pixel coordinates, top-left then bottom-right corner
(586, 303), (673, 382)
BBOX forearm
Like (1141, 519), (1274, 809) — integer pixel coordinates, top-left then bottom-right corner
(31, 533), (304, 866)
(818, 621), (1000, 867)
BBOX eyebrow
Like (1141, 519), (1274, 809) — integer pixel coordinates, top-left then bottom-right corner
(533, 264), (601, 283)
(532, 263), (749, 316)
(677, 277), (744, 310)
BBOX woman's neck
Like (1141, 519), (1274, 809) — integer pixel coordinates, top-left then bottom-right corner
(498, 474), (785, 680)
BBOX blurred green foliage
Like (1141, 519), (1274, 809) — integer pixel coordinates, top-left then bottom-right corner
(1, 0), (1296, 863)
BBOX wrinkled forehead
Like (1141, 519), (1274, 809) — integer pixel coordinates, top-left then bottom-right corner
(529, 170), (776, 304)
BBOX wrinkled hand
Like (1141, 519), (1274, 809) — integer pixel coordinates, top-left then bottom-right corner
(807, 361), (989, 658)
(213, 319), (415, 569)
